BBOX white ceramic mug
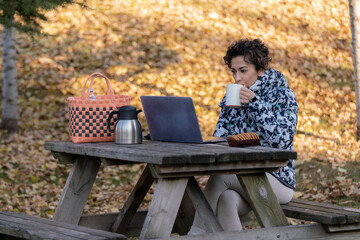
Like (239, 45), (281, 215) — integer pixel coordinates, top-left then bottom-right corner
(226, 84), (243, 108)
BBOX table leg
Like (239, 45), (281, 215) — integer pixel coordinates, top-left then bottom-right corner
(185, 177), (223, 233)
(237, 173), (288, 228)
(112, 165), (155, 234)
(139, 177), (188, 240)
(53, 156), (101, 224)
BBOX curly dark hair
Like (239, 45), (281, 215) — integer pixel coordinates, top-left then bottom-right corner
(223, 38), (272, 71)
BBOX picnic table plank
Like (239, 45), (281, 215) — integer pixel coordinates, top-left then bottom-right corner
(0, 212), (125, 240)
(46, 141), (191, 165)
(156, 143), (284, 163)
(126, 141), (297, 163)
(149, 160), (287, 178)
(289, 198), (360, 223)
(213, 144), (297, 162)
(286, 201), (349, 224)
(121, 142), (216, 164)
(237, 173), (288, 228)
(281, 204), (346, 225)
(244, 146), (297, 161)
(154, 222), (360, 240)
(136, 142), (255, 162)
(324, 223), (360, 233)
(53, 156), (101, 224)
(281, 198), (360, 226)
(44, 141), (297, 165)
(76, 143), (192, 165)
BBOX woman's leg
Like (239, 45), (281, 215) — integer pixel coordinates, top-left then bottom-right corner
(203, 174), (246, 211)
(188, 173), (294, 234)
(215, 174), (293, 232)
(265, 173), (294, 204)
(216, 189), (251, 231)
(188, 175), (244, 235)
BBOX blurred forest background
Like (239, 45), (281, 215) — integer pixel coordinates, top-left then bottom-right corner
(1, 0), (360, 219)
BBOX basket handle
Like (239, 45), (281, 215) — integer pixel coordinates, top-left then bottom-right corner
(81, 72), (115, 99)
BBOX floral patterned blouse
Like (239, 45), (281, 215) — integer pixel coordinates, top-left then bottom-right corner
(213, 68), (298, 189)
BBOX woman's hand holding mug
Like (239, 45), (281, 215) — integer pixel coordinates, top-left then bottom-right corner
(226, 84), (256, 108)
(239, 86), (256, 105)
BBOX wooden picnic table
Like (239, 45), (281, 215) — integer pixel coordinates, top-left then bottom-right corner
(45, 140), (297, 239)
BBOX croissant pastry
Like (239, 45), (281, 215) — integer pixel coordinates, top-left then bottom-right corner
(227, 132), (260, 147)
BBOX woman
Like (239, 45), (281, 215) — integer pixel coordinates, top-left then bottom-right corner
(188, 38), (298, 234)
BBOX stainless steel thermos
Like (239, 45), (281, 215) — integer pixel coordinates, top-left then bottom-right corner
(107, 105), (142, 144)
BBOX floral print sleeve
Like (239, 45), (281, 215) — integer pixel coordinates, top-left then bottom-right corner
(213, 68), (298, 189)
(246, 86), (298, 150)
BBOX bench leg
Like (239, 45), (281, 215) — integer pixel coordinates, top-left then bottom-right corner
(53, 156), (101, 224)
(139, 177), (188, 240)
(237, 173), (288, 228)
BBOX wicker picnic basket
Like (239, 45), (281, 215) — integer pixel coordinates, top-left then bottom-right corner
(67, 72), (131, 143)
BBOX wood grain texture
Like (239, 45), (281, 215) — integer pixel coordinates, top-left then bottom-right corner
(139, 178), (188, 239)
(53, 156), (101, 224)
(281, 198), (360, 226)
(45, 141), (297, 165)
(290, 199), (360, 223)
(0, 212), (126, 240)
(324, 223), (360, 233)
(282, 202), (346, 225)
(149, 160), (287, 178)
(155, 223), (360, 240)
(237, 173), (288, 228)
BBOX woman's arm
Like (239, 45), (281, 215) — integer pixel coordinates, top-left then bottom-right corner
(246, 87), (298, 149)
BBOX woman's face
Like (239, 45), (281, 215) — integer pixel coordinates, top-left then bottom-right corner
(230, 56), (264, 88)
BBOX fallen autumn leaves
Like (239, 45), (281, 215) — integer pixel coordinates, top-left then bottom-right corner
(1, 0), (360, 218)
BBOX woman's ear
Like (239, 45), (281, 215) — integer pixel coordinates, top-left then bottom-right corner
(257, 69), (265, 77)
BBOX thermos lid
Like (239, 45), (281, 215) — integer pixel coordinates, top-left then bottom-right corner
(118, 105), (142, 120)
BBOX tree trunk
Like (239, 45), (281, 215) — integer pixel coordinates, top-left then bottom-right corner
(1, 18), (18, 134)
(349, 0), (360, 141)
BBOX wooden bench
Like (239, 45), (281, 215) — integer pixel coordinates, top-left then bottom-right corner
(0, 212), (126, 240)
(153, 198), (360, 239)
(281, 198), (360, 232)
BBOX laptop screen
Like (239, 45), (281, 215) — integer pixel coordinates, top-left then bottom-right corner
(140, 96), (204, 143)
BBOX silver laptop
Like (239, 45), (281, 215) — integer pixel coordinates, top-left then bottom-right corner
(140, 96), (226, 143)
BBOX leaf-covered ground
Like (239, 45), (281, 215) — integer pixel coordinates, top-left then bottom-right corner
(1, 0), (360, 219)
